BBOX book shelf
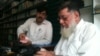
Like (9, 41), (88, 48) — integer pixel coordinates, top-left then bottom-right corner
(0, 0), (45, 46)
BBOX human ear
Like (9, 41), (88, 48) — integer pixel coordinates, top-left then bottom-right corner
(73, 11), (80, 22)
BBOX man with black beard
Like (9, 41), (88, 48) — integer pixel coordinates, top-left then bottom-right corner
(34, 1), (100, 56)
(17, 3), (53, 47)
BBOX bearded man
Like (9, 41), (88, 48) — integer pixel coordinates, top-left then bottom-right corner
(34, 1), (100, 56)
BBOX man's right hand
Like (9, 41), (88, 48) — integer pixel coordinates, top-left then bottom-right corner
(19, 33), (32, 45)
(19, 33), (26, 40)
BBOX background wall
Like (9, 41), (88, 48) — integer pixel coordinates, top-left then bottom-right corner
(80, 7), (93, 22)
(94, 14), (100, 30)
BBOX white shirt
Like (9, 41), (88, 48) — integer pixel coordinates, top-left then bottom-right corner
(54, 19), (100, 56)
(17, 18), (53, 45)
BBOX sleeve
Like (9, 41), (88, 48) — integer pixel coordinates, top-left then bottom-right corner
(54, 37), (64, 55)
(32, 21), (53, 45)
(17, 18), (33, 37)
(76, 25), (100, 56)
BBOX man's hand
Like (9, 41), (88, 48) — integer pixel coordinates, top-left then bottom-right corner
(34, 48), (55, 56)
(22, 40), (32, 46)
(19, 33), (26, 40)
(19, 33), (32, 46)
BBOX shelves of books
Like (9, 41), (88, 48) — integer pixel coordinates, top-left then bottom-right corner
(0, 0), (45, 46)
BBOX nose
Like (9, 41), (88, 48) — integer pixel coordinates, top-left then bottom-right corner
(59, 19), (64, 26)
(38, 14), (42, 17)
(59, 19), (69, 28)
(37, 13), (42, 17)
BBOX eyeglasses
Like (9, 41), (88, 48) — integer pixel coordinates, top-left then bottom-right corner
(58, 12), (73, 21)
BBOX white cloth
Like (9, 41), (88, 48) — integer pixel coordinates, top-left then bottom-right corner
(17, 18), (53, 45)
(54, 19), (100, 56)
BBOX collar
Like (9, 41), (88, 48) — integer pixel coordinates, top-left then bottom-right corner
(33, 19), (47, 25)
(76, 19), (84, 30)
(73, 19), (85, 33)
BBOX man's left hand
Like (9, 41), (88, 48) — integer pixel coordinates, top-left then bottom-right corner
(34, 48), (55, 56)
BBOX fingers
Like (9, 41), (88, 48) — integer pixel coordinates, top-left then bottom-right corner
(37, 51), (46, 54)
(35, 51), (55, 56)
(40, 48), (47, 51)
(34, 51), (47, 56)
(34, 55), (42, 56)
(34, 48), (47, 56)
(19, 33), (26, 40)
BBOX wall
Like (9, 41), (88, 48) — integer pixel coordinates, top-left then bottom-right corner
(94, 14), (100, 30)
(80, 7), (93, 23)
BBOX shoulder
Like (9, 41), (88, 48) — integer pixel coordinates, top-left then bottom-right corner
(82, 21), (98, 37)
(78, 20), (99, 42)
(44, 20), (52, 25)
(84, 21), (96, 31)
(26, 18), (36, 22)
(79, 19), (95, 30)
(76, 20), (97, 36)
(76, 20), (95, 33)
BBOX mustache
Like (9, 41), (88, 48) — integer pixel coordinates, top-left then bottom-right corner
(37, 17), (42, 19)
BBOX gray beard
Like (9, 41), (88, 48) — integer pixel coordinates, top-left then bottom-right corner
(61, 20), (77, 39)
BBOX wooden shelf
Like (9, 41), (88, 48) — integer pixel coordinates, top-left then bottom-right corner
(0, 2), (42, 21)
(2, 0), (14, 10)
(3, 0), (26, 13)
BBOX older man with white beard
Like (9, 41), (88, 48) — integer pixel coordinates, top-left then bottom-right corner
(60, 18), (77, 40)
(34, 1), (100, 56)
